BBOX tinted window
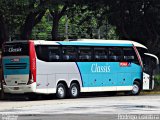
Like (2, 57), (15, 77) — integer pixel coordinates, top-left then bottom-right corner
(137, 47), (148, 62)
(123, 47), (139, 64)
(3, 43), (29, 56)
(94, 47), (108, 61)
(62, 46), (77, 61)
(78, 47), (92, 61)
(48, 46), (61, 61)
(36, 45), (61, 62)
(109, 47), (123, 62)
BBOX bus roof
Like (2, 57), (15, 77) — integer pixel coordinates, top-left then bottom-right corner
(4, 39), (147, 49)
(33, 39), (147, 49)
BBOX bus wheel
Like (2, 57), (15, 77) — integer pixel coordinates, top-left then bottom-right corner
(131, 81), (141, 95)
(69, 83), (80, 98)
(56, 83), (66, 99)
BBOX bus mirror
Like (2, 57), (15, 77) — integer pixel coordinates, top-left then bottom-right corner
(144, 53), (159, 65)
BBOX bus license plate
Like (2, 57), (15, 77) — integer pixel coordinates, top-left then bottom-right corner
(11, 58), (20, 62)
(14, 87), (19, 90)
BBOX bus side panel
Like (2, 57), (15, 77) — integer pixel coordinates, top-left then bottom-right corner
(36, 75), (48, 93)
(36, 60), (82, 94)
(77, 62), (142, 92)
(47, 74), (56, 93)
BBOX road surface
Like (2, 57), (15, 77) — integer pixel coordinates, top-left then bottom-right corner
(0, 94), (160, 120)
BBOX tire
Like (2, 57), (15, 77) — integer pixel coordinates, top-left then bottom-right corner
(131, 81), (141, 95)
(56, 83), (66, 99)
(68, 83), (80, 98)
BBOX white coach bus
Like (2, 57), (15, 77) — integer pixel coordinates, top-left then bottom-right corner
(1, 39), (159, 99)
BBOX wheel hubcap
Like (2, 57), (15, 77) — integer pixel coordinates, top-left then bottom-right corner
(58, 87), (64, 97)
(71, 86), (78, 96)
(132, 84), (139, 94)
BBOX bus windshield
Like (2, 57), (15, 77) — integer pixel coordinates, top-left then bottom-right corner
(143, 53), (159, 75)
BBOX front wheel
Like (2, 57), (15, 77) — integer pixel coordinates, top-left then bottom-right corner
(56, 83), (66, 99)
(131, 81), (141, 95)
(68, 83), (80, 98)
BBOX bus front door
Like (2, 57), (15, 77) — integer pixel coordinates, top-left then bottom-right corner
(143, 54), (158, 90)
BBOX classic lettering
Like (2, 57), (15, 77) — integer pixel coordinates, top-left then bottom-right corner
(8, 47), (22, 52)
(91, 64), (110, 73)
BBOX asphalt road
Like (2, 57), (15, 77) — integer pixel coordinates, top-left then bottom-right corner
(0, 94), (160, 120)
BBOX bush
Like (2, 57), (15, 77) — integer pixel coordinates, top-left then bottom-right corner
(154, 74), (160, 91)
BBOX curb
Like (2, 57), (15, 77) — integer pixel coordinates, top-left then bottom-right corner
(141, 91), (160, 95)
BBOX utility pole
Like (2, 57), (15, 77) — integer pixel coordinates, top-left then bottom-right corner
(65, 15), (68, 40)
(98, 27), (101, 39)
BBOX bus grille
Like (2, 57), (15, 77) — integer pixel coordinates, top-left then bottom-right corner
(5, 63), (27, 69)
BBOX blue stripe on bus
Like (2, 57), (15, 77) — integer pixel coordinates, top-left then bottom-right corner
(75, 62), (84, 86)
(56, 42), (61, 45)
(2, 57), (30, 75)
(76, 62), (142, 87)
(58, 42), (132, 47)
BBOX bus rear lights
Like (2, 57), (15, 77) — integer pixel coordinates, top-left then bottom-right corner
(27, 79), (34, 85)
(2, 79), (6, 85)
(27, 71), (35, 85)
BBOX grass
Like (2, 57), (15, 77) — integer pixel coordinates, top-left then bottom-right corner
(154, 74), (160, 91)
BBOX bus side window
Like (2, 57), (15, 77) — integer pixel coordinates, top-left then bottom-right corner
(36, 45), (61, 62)
(94, 47), (108, 61)
(123, 47), (139, 64)
(109, 47), (123, 62)
(48, 46), (60, 62)
(78, 47), (92, 61)
(62, 46), (77, 61)
(35, 45), (49, 62)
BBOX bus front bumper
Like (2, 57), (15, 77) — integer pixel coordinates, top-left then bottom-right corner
(3, 82), (36, 94)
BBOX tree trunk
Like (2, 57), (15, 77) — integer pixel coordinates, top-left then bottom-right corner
(52, 17), (60, 41)
(0, 14), (8, 46)
(50, 5), (68, 41)
(20, 23), (33, 40)
(20, 11), (46, 40)
(20, 0), (46, 40)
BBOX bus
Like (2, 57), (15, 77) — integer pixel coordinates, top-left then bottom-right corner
(1, 39), (159, 99)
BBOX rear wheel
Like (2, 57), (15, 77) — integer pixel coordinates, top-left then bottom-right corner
(68, 83), (80, 98)
(56, 83), (66, 99)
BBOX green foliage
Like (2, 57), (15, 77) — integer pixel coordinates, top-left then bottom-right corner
(0, 0), (28, 37)
(30, 2), (119, 41)
(66, 4), (119, 39)
(154, 74), (160, 91)
(32, 14), (52, 40)
(107, 0), (160, 58)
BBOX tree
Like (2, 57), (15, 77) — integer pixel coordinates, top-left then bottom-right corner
(66, 0), (119, 39)
(20, 0), (47, 40)
(0, 0), (44, 43)
(0, 12), (8, 46)
(107, 0), (160, 57)
(32, 11), (52, 40)
(49, 4), (68, 41)
(0, 0), (25, 45)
